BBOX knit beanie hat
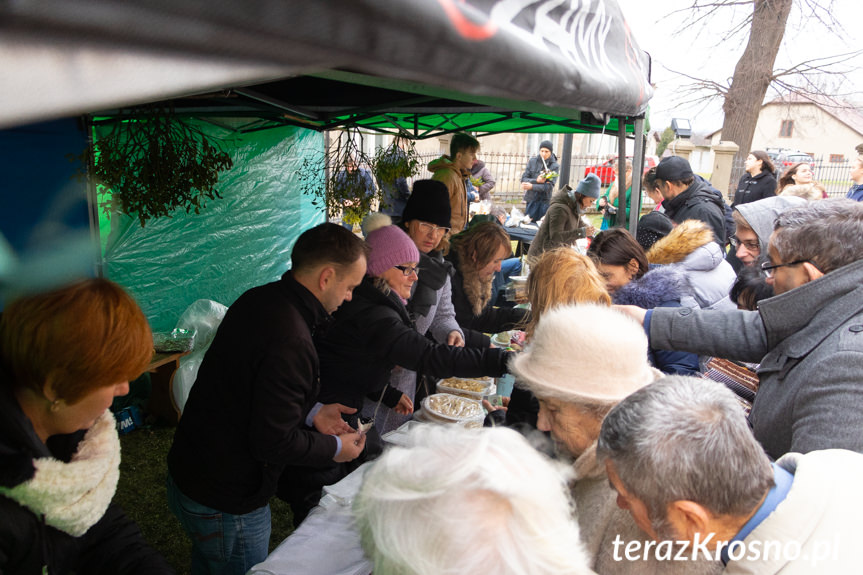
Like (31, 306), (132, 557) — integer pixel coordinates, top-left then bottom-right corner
(540, 139), (554, 152)
(510, 304), (662, 405)
(575, 173), (602, 199)
(365, 225), (420, 277)
(401, 180), (451, 228)
(635, 211), (674, 251)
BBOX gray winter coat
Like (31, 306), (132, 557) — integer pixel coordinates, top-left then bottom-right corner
(648, 258), (863, 459)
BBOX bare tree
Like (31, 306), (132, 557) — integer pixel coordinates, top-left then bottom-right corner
(663, 0), (861, 191)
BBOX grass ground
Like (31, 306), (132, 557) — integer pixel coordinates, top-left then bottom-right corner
(115, 425), (295, 574)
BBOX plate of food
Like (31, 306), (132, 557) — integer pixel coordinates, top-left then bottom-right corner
(491, 331), (512, 348)
(422, 393), (484, 424)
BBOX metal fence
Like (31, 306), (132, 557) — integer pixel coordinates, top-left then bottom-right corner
(729, 156), (855, 199)
(412, 152), (658, 213)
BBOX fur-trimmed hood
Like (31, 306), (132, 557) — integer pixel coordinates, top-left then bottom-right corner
(647, 219), (713, 265)
(612, 265), (685, 309)
(647, 219), (727, 273)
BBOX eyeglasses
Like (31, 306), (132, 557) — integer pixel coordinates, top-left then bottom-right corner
(417, 222), (451, 236)
(729, 236), (760, 253)
(393, 264), (421, 277)
(760, 259), (813, 278)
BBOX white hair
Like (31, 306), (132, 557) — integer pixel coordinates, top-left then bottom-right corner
(354, 425), (591, 575)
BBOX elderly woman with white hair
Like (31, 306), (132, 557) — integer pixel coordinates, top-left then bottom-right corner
(509, 304), (720, 574)
(354, 424), (593, 575)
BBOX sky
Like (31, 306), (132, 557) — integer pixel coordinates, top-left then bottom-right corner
(616, 0), (863, 136)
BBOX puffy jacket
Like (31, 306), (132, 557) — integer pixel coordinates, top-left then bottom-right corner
(662, 178), (729, 247)
(0, 375), (173, 574)
(520, 154), (560, 203)
(732, 170), (777, 207)
(428, 156), (469, 232)
(612, 267), (701, 376)
(316, 276), (511, 411)
(646, 219), (737, 311)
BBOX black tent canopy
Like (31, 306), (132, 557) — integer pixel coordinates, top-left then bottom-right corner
(0, 0), (652, 135)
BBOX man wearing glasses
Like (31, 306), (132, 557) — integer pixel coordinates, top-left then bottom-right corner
(616, 199), (863, 461)
(730, 195), (806, 267)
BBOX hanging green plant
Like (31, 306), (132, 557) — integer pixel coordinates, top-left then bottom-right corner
(372, 136), (421, 185)
(297, 130), (423, 225)
(298, 127), (379, 225)
(80, 108), (233, 227)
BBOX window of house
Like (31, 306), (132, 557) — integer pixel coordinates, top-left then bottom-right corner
(779, 120), (794, 138)
(830, 154), (845, 163)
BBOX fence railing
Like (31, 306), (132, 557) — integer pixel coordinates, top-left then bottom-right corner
(729, 157), (855, 199)
(412, 151), (657, 213)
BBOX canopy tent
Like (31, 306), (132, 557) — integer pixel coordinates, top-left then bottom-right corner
(1, 0), (652, 323)
(0, 0), (652, 133)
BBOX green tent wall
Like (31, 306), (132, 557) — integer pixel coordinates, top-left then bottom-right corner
(99, 122), (323, 331)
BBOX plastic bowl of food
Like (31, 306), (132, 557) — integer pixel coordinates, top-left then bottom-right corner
(436, 377), (493, 400)
(422, 393), (484, 424)
(491, 331), (512, 348)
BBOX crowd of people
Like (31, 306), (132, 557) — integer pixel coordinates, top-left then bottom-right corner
(3, 135), (863, 575)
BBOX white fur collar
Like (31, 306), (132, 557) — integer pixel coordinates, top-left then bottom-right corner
(0, 411), (120, 536)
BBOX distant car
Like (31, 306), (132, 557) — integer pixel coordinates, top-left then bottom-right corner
(584, 156), (658, 186)
(766, 149), (815, 170)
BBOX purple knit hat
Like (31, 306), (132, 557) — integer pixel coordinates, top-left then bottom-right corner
(365, 225), (420, 277)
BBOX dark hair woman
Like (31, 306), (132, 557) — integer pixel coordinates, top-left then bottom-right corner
(587, 228), (700, 375)
(731, 150), (777, 208)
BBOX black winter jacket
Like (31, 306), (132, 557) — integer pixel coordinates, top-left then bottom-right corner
(445, 251), (529, 341)
(316, 277), (510, 411)
(0, 375), (173, 574)
(662, 178), (728, 248)
(168, 272), (339, 515)
(520, 154), (560, 203)
(732, 170), (777, 207)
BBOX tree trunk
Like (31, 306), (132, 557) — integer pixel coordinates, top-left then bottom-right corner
(720, 0), (792, 197)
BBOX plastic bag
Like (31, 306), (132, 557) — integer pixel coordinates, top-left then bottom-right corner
(505, 206), (525, 227)
(172, 299), (228, 414)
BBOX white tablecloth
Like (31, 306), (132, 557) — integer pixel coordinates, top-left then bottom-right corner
(248, 423), (426, 575)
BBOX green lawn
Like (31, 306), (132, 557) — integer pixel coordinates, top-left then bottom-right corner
(115, 426), (295, 574)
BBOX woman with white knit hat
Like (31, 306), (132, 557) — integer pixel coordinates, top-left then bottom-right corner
(509, 304), (719, 575)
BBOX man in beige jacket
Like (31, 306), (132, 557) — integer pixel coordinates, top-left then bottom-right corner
(599, 375), (863, 574)
(427, 132), (479, 232)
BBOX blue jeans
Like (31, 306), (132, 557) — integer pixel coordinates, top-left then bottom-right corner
(525, 199), (549, 221)
(492, 257), (522, 304)
(166, 473), (271, 575)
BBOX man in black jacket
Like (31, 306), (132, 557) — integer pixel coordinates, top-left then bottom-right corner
(167, 223), (369, 575)
(648, 156), (728, 248)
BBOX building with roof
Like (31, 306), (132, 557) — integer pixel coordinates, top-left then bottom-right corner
(708, 92), (863, 163)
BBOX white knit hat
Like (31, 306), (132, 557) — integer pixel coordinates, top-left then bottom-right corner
(510, 304), (662, 405)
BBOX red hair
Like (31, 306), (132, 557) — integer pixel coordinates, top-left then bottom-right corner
(1, 279), (152, 404)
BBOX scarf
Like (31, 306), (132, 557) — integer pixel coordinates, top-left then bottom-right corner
(0, 411), (120, 536)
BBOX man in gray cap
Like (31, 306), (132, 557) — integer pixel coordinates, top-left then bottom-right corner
(521, 139), (560, 222)
(645, 156), (728, 248)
